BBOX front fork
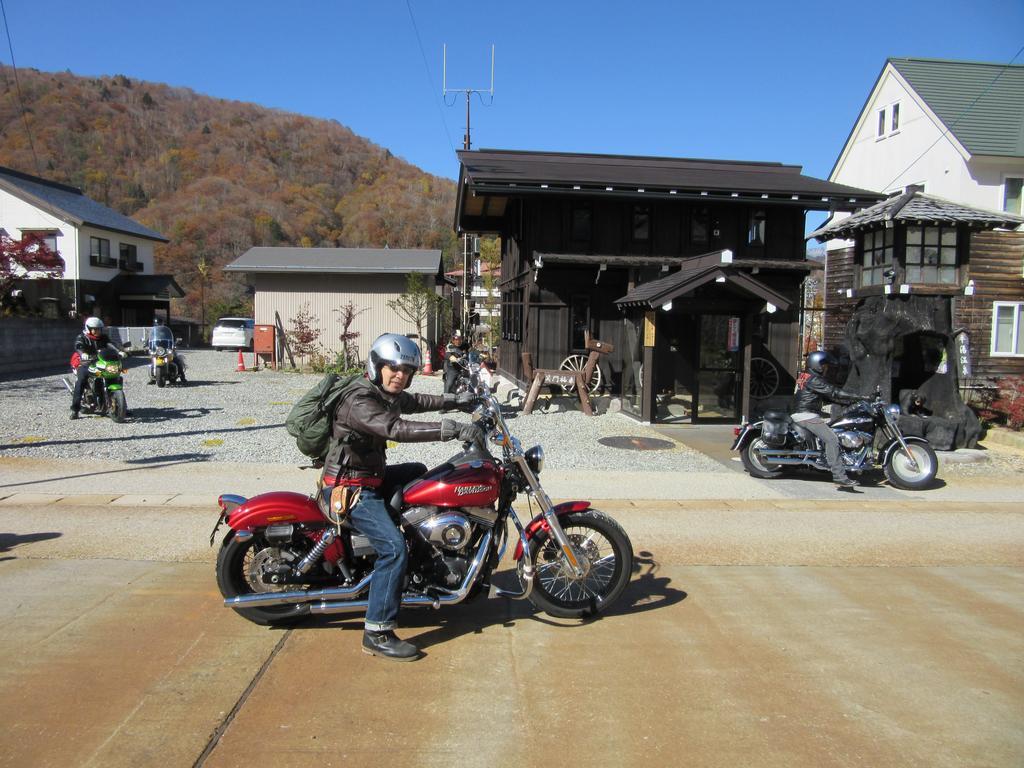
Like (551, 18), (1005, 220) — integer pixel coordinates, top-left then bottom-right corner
(884, 418), (920, 472)
(515, 454), (586, 579)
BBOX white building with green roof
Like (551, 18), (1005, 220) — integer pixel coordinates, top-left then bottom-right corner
(829, 57), (1024, 218)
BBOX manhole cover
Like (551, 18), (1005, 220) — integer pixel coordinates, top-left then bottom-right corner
(597, 436), (675, 451)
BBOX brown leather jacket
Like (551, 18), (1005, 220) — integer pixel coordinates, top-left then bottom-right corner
(322, 378), (450, 483)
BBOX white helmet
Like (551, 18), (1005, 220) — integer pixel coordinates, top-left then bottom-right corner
(84, 316), (104, 339)
(366, 333), (422, 385)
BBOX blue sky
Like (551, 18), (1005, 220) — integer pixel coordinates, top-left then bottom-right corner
(3, 0), (1021, 233)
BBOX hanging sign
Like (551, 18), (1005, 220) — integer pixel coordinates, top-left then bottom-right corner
(727, 317), (741, 352)
(954, 330), (972, 378)
(644, 312), (656, 347)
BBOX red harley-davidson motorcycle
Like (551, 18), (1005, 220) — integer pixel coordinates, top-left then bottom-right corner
(211, 392), (634, 626)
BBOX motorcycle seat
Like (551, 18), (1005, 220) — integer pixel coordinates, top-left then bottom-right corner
(763, 411), (792, 422)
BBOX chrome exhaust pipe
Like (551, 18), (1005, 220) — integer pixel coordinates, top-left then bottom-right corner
(223, 573), (373, 609)
(310, 530), (493, 615)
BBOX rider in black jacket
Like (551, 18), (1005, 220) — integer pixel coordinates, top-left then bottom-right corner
(320, 333), (481, 661)
(443, 329), (470, 394)
(792, 351), (865, 488)
(70, 316), (125, 419)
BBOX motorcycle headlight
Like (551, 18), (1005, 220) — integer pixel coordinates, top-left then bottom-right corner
(525, 445), (545, 474)
(885, 404), (901, 418)
(156, 346), (167, 356)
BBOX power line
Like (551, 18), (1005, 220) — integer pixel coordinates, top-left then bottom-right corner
(881, 44), (1024, 193)
(0, 0), (41, 175)
(405, 0), (456, 158)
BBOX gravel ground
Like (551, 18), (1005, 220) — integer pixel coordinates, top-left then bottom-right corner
(0, 349), (721, 472)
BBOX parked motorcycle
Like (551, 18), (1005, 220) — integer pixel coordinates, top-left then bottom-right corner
(731, 391), (938, 490)
(147, 326), (186, 387)
(62, 343), (132, 423)
(452, 350), (496, 395)
(212, 389), (634, 627)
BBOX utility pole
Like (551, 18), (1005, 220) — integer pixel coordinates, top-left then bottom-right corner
(445, 44), (494, 337)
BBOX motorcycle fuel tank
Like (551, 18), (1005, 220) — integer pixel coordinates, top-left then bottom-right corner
(402, 459), (501, 508)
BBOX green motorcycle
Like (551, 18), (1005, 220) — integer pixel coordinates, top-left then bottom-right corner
(63, 345), (131, 423)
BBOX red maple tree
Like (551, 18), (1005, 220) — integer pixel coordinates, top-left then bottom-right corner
(0, 233), (64, 310)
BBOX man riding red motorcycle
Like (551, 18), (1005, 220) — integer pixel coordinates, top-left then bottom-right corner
(320, 333), (478, 661)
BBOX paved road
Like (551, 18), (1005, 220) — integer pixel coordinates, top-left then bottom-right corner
(1, 498), (1022, 767)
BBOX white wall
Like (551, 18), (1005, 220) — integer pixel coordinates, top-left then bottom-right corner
(0, 189), (79, 277)
(75, 226), (155, 282)
(0, 189), (157, 281)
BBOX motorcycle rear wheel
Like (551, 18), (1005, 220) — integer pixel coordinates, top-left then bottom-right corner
(216, 532), (310, 626)
(110, 391), (128, 423)
(884, 442), (937, 490)
(740, 437), (784, 479)
(524, 510), (633, 619)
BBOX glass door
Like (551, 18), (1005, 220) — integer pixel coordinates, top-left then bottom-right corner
(695, 315), (742, 422)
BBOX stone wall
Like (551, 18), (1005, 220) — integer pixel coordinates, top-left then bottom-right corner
(0, 317), (80, 376)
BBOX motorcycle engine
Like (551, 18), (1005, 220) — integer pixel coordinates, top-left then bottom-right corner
(403, 505), (476, 589)
(835, 430), (872, 449)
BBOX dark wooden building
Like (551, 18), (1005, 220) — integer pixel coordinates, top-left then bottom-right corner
(811, 191), (1024, 448)
(455, 149), (882, 423)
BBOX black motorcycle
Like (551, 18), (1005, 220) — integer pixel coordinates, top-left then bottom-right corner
(731, 392), (938, 490)
(452, 350), (496, 395)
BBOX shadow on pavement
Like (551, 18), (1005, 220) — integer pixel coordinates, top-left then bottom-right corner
(293, 550), (685, 651)
(0, 531), (62, 561)
(0, 455), (212, 490)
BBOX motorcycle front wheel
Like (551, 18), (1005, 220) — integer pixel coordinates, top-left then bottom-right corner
(884, 442), (937, 490)
(740, 437), (784, 479)
(216, 532), (311, 626)
(524, 510), (633, 619)
(156, 370), (166, 387)
(110, 390), (128, 423)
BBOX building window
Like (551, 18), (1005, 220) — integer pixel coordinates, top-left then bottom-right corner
(501, 288), (523, 342)
(747, 209), (766, 246)
(1004, 177), (1023, 215)
(691, 206), (709, 245)
(891, 102), (900, 133)
(877, 107), (886, 138)
(860, 228), (893, 286)
(89, 236), (114, 267)
(992, 302), (1024, 356)
(631, 205), (650, 242)
(571, 205), (592, 244)
(906, 225), (957, 284)
(21, 229), (59, 254)
(570, 294), (591, 351)
(119, 243), (140, 271)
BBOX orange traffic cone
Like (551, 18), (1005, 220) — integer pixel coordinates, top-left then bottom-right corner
(422, 354), (433, 376)
(236, 349), (246, 372)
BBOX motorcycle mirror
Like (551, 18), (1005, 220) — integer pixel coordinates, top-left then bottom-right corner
(122, 341), (132, 349)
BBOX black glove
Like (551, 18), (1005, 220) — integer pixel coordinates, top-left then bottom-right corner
(440, 419), (487, 449)
(443, 391), (478, 412)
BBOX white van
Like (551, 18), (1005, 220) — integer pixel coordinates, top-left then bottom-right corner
(211, 317), (255, 349)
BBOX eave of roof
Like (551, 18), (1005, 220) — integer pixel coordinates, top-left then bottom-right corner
(224, 247), (443, 274)
(808, 191), (1024, 241)
(456, 149), (884, 226)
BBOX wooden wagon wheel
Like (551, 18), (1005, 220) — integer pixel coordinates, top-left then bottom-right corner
(749, 356), (780, 399)
(559, 354), (602, 394)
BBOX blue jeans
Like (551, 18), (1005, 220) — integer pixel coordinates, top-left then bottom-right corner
(349, 487), (407, 631)
(323, 463), (426, 632)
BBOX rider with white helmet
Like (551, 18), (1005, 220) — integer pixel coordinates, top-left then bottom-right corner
(320, 333), (481, 661)
(70, 317), (125, 419)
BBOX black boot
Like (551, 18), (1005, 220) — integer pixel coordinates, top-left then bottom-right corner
(835, 476), (857, 489)
(362, 630), (419, 661)
(69, 408), (79, 420)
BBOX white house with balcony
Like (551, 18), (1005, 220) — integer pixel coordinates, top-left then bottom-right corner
(0, 165), (179, 324)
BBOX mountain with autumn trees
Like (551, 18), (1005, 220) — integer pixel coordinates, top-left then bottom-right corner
(0, 65), (458, 321)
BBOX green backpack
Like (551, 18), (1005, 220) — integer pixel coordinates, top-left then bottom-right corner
(285, 372), (363, 460)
